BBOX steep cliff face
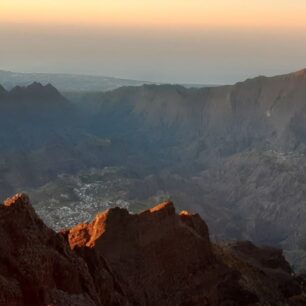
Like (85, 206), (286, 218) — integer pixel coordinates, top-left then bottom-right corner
(64, 200), (306, 306)
(86, 69), (306, 155)
(65, 202), (219, 305)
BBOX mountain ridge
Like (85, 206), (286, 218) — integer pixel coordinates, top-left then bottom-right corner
(0, 69), (154, 93)
(1, 193), (305, 306)
(2, 69), (306, 274)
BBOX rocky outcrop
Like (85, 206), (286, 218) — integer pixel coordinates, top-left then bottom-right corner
(0, 194), (125, 306)
(0, 191), (306, 306)
(63, 199), (305, 305)
(64, 201), (217, 305)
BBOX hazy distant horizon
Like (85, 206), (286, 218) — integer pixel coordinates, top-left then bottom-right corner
(1, 1), (306, 84)
(1, 64), (306, 87)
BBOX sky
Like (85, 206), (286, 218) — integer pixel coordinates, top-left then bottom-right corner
(1, 0), (306, 84)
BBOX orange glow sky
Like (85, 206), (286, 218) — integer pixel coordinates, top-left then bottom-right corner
(1, 1), (306, 83)
(1, 0), (306, 28)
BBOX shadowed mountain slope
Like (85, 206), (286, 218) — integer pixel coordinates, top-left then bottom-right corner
(83, 68), (306, 156)
(0, 84), (6, 97)
(2, 69), (306, 273)
(0, 83), (118, 199)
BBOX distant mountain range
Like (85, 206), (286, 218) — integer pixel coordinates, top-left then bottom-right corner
(0, 70), (154, 93)
(0, 70), (214, 94)
(1, 68), (306, 274)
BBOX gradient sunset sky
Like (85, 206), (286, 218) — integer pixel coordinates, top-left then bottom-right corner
(1, 0), (306, 83)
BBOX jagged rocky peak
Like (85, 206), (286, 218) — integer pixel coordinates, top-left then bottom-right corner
(1, 194), (306, 306)
(66, 200), (211, 253)
(26, 81), (62, 95)
(3, 192), (30, 206)
(63, 200), (305, 305)
(8, 81), (66, 102)
(0, 193), (103, 306)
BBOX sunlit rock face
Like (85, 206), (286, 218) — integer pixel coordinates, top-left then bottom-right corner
(0, 194), (126, 306)
(1, 194), (306, 305)
(65, 201), (216, 305)
(62, 199), (305, 306)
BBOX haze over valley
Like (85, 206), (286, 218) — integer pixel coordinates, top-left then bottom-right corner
(1, 69), (306, 275)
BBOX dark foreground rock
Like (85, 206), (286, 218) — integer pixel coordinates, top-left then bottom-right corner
(1, 194), (305, 305)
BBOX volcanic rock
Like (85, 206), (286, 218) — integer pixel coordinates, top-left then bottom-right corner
(1, 194), (306, 305)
